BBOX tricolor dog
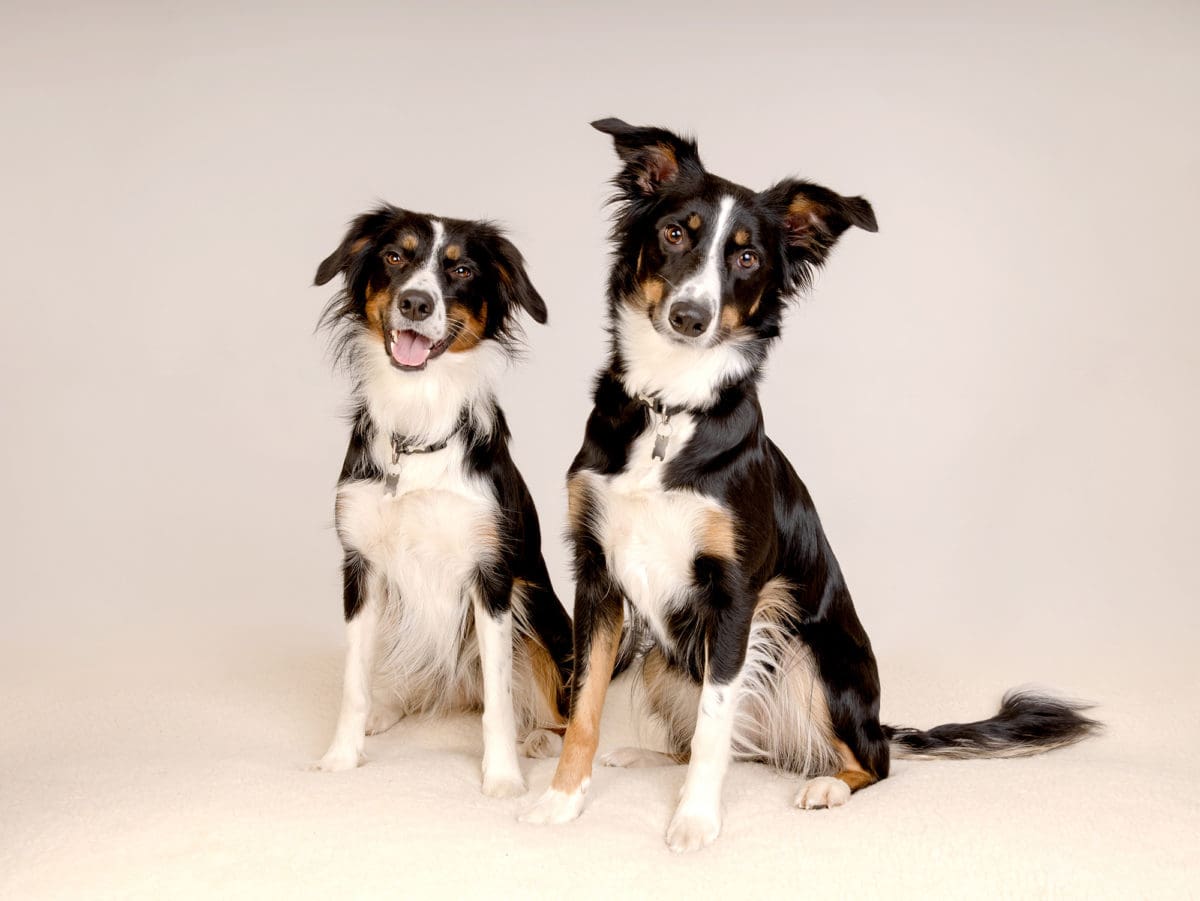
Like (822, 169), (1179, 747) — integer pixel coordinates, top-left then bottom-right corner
(521, 119), (1098, 850)
(312, 206), (571, 797)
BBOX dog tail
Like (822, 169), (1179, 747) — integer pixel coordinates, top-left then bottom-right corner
(884, 689), (1101, 760)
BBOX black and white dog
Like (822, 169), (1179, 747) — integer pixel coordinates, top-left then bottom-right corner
(521, 120), (1098, 849)
(312, 206), (572, 797)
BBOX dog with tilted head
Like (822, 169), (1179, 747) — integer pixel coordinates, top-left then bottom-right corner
(520, 119), (1098, 850)
(311, 205), (571, 798)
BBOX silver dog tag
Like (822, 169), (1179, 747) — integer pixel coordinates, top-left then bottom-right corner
(652, 413), (672, 461)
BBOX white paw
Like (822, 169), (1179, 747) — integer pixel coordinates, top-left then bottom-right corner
(365, 706), (403, 736)
(310, 747), (363, 772)
(482, 769), (528, 799)
(601, 747), (678, 768)
(520, 729), (564, 759)
(518, 786), (587, 825)
(795, 776), (851, 810)
(666, 805), (721, 853)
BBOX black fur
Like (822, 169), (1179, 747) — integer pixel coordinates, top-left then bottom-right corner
(317, 206), (572, 712)
(565, 119), (1097, 790)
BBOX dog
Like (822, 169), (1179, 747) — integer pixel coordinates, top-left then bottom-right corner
(312, 205), (573, 798)
(520, 119), (1099, 850)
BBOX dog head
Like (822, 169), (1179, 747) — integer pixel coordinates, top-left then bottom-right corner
(316, 206), (546, 372)
(592, 118), (877, 406)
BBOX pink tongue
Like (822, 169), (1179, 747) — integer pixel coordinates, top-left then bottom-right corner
(391, 330), (433, 367)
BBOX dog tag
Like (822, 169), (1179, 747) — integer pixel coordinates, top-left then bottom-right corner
(651, 413), (672, 461)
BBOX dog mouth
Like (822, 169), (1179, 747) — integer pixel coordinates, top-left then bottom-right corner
(385, 328), (453, 370)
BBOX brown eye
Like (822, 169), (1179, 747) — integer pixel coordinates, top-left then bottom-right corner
(737, 250), (760, 270)
(384, 251), (402, 265)
(662, 224), (685, 246)
(452, 265), (472, 280)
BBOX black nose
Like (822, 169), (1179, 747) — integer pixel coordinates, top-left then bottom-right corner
(399, 290), (434, 322)
(668, 300), (712, 338)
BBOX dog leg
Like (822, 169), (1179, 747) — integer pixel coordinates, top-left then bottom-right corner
(314, 557), (382, 772)
(665, 553), (753, 852)
(473, 594), (527, 798)
(521, 485), (624, 826)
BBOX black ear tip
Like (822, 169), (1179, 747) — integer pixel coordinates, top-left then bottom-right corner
(591, 117), (630, 135)
(850, 197), (879, 233)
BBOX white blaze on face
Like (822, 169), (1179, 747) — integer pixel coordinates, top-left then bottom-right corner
(389, 219), (448, 368)
(672, 195), (735, 341)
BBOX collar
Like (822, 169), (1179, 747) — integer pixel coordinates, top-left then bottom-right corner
(637, 393), (690, 419)
(388, 413), (467, 464)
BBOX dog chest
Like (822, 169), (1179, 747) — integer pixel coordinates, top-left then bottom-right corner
(583, 414), (724, 648)
(336, 438), (500, 593)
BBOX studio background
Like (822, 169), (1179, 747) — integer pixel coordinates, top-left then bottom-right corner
(2, 1), (1197, 898)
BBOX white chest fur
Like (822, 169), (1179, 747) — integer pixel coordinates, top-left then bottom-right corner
(336, 420), (500, 704)
(580, 412), (725, 651)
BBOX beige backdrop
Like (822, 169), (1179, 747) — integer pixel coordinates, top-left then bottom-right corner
(3, 0), (1196, 662)
(4, 2), (1199, 898)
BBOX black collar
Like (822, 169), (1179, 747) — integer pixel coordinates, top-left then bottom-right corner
(636, 393), (689, 418)
(389, 414), (467, 464)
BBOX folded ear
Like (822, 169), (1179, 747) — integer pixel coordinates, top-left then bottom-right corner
(591, 117), (702, 198)
(491, 235), (547, 325)
(314, 208), (394, 286)
(762, 179), (878, 266)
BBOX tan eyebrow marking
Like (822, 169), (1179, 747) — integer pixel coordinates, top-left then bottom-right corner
(400, 233), (418, 251)
(687, 213), (702, 230)
(733, 228), (751, 246)
(445, 244), (461, 261)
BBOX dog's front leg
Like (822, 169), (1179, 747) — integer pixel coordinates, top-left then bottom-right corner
(473, 572), (527, 798)
(315, 551), (382, 772)
(521, 476), (624, 825)
(666, 557), (753, 852)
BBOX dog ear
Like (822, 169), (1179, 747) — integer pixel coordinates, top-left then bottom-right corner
(762, 179), (878, 266)
(314, 209), (393, 286)
(491, 234), (547, 324)
(591, 117), (702, 198)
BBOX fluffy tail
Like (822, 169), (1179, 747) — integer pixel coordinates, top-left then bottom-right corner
(885, 689), (1101, 760)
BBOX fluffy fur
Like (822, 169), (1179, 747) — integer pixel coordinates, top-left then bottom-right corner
(311, 206), (572, 795)
(523, 119), (1099, 850)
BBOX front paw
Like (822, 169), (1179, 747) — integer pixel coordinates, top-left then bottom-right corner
(666, 804), (721, 853)
(310, 747), (363, 772)
(482, 767), (527, 799)
(518, 785), (587, 825)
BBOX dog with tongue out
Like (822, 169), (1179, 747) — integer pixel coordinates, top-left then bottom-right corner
(310, 205), (574, 800)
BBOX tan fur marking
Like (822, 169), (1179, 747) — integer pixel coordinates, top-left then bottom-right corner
(687, 213), (702, 230)
(734, 228), (750, 246)
(700, 508), (736, 560)
(832, 739), (877, 792)
(566, 474), (591, 533)
(748, 294), (762, 317)
(720, 304), (741, 332)
(447, 301), (487, 353)
(365, 288), (390, 337)
(400, 233), (418, 251)
(550, 612), (623, 793)
(349, 236), (371, 255)
(641, 277), (664, 306)
(524, 633), (566, 726)
(445, 244), (461, 261)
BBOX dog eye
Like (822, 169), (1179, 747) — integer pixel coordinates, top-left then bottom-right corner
(736, 250), (760, 271)
(451, 265), (473, 280)
(662, 225), (685, 246)
(384, 251), (402, 265)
